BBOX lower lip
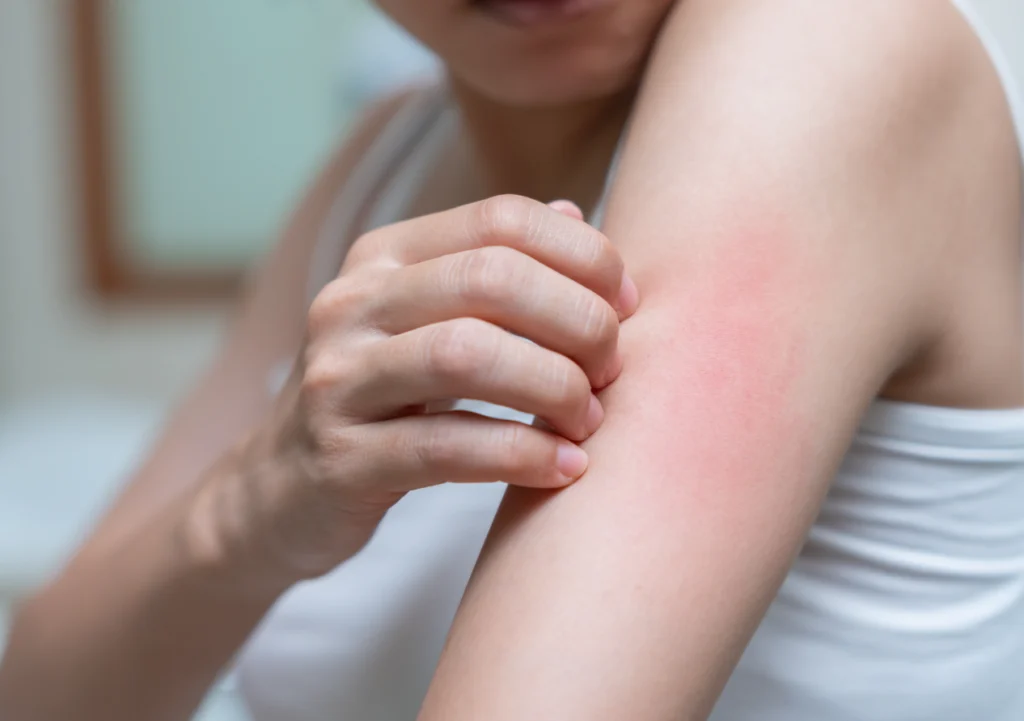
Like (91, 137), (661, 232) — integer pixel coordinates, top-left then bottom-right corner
(475, 0), (607, 27)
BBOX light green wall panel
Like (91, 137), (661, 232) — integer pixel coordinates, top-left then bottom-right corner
(108, 0), (370, 269)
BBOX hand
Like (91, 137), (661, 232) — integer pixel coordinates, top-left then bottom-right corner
(197, 195), (639, 584)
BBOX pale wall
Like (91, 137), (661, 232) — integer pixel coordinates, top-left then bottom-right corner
(0, 0), (228, 408)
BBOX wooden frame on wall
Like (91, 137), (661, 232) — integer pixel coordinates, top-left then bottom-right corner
(70, 0), (241, 300)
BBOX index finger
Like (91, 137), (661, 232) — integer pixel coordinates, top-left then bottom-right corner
(357, 194), (640, 319)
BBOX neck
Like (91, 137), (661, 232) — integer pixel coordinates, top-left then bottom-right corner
(449, 78), (635, 215)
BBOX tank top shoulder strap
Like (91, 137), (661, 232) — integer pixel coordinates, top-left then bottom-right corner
(306, 85), (449, 302)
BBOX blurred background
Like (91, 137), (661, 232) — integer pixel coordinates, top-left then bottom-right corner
(0, 1), (1022, 719)
(0, 0), (436, 718)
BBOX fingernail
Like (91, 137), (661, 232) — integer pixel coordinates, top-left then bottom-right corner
(548, 199), (585, 221)
(597, 351), (624, 390)
(616, 274), (639, 316)
(556, 442), (589, 481)
(585, 395), (605, 436)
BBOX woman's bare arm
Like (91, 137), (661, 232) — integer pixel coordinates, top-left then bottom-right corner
(418, 2), (1014, 718)
(0, 94), (409, 721)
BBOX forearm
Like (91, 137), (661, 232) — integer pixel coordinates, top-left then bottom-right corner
(0, 460), (289, 721)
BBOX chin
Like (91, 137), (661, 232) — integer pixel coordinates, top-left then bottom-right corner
(445, 16), (659, 108)
(375, 0), (673, 108)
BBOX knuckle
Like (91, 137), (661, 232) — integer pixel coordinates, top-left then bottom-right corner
(473, 194), (536, 242)
(547, 357), (590, 411)
(578, 295), (619, 348)
(424, 319), (500, 380)
(306, 279), (369, 337)
(374, 423), (410, 469)
(300, 349), (333, 396)
(575, 231), (622, 294)
(449, 246), (521, 302)
(300, 349), (357, 399)
(345, 227), (388, 267)
(302, 416), (356, 467)
(416, 421), (461, 471)
(490, 423), (532, 471)
(306, 282), (342, 338)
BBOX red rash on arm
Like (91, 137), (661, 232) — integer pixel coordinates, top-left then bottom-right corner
(608, 215), (817, 507)
(419, 221), (828, 717)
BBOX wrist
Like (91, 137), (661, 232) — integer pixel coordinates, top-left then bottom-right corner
(178, 441), (302, 599)
(180, 433), (379, 597)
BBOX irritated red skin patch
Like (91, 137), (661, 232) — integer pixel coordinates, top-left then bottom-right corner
(608, 215), (816, 512)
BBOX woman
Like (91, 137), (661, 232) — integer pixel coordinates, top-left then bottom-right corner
(2, 0), (1022, 719)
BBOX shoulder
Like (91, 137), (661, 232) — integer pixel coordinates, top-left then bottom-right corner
(637, 0), (1011, 177)
(648, 0), (992, 102)
(606, 0), (1020, 382)
(617, 0), (1020, 276)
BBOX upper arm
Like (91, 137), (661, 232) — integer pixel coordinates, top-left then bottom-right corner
(419, 3), (994, 718)
(85, 91), (416, 554)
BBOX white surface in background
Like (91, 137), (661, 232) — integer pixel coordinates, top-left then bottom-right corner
(0, 0), (229, 407)
(0, 396), (160, 591)
(0, 395), (250, 720)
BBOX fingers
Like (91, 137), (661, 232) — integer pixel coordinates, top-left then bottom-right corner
(371, 246), (622, 388)
(347, 195), (639, 320)
(548, 199), (585, 221)
(338, 318), (603, 442)
(344, 412), (589, 491)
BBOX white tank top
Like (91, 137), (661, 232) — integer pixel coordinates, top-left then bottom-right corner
(237, 4), (1024, 719)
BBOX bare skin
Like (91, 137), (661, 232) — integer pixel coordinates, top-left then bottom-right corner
(418, 1), (1022, 719)
(0, 0), (1020, 719)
